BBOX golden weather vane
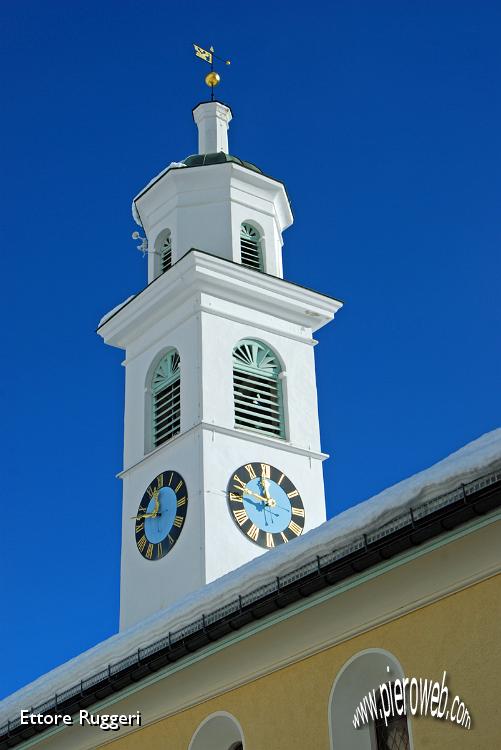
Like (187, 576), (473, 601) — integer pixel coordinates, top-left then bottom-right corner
(193, 43), (231, 100)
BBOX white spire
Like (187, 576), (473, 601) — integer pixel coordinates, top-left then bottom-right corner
(192, 101), (232, 154)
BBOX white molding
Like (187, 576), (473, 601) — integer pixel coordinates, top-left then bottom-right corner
(198, 304), (317, 346)
(117, 421), (329, 478)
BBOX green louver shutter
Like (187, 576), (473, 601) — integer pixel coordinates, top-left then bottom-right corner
(233, 340), (284, 438)
(152, 350), (180, 447)
(240, 223), (264, 272)
(161, 235), (172, 273)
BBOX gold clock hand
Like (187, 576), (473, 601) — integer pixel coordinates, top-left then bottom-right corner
(151, 489), (160, 517)
(244, 487), (277, 508)
(131, 488), (161, 521)
(260, 476), (277, 508)
(243, 488), (267, 504)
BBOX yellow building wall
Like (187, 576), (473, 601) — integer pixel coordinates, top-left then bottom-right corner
(105, 574), (501, 750)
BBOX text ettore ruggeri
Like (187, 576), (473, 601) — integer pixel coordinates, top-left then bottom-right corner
(20, 710), (142, 731)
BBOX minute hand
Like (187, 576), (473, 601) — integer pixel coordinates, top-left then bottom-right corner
(243, 488), (268, 504)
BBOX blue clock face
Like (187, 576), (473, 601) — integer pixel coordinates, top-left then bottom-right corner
(135, 471), (188, 560)
(227, 463), (305, 548)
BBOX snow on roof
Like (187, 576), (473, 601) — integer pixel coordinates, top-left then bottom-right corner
(98, 295), (135, 328)
(2, 428), (500, 723)
(131, 162), (186, 226)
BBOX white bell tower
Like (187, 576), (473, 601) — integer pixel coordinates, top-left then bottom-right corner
(98, 98), (342, 631)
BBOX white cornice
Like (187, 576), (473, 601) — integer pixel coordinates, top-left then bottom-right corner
(134, 162), (293, 234)
(97, 251), (343, 349)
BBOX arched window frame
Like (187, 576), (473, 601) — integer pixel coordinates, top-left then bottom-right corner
(149, 348), (181, 450)
(240, 222), (264, 272)
(188, 712), (245, 750)
(232, 339), (285, 439)
(329, 649), (414, 750)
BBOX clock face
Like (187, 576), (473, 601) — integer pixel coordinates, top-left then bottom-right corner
(227, 463), (305, 548)
(135, 471), (188, 561)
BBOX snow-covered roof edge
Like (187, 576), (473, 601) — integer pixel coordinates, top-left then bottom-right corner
(2, 428), (501, 724)
(131, 162), (186, 226)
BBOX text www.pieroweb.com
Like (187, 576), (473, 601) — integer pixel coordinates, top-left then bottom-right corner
(352, 671), (471, 730)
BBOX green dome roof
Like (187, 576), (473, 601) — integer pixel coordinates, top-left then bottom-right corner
(182, 152), (263, 174)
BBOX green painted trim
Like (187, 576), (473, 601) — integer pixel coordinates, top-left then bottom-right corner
(14, 510), (501, 748)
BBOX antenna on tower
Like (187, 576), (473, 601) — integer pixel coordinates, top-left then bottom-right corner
(193, 43), (231, 101)
(131, 231), (149, 256)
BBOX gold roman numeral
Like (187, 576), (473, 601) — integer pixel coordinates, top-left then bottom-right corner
(287, 490), (299, 499)
(173, 515), (183, 528)
(156, 474), (164, 489)
(168, 534), (174, 545)
(168, 472), (173, 486)
(233, 508), (248, 526)
(157, 542), (163, 557)
(291, 507), (305, 517)
(175, 480), (183, 493)
(260, 463), (270, 478)
(147, 486), (154, 499)
(233, 474), (246, 490)
(288, 520), (302, 536)
(280, 531), (289, 543)
(177, 496), (187, 507)
(137, 535), (147, 552)
(266, 532), (275, 548)
(247, 523), (259, 541)
(135, 521), (144, 532)
(277, 473), (285, 485)
(230, 492), (243, 503)
(245, 464), (256, 479)
(146, 543), (154, 559)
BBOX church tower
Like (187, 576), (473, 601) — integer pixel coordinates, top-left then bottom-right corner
(98, 96), (342, 631)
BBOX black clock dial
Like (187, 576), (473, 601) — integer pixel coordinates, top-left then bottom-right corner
(227, 463), (305, 549)
(134, 471), (188, 560)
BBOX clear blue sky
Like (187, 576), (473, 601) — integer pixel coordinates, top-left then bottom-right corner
(1, 0), (500, 700)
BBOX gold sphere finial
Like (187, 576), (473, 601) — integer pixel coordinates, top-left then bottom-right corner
(205, 71), (221, 88)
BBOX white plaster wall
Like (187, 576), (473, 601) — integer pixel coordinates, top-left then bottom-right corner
(119, 429), (205, 632)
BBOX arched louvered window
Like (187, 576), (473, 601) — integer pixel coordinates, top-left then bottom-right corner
(151, 349), (180, 448)
(233, 339), (284, 438)
(240, 223), (263, 272)
(160, 233), (172, 274)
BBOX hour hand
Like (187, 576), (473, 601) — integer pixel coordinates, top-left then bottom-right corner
(130, 511), (161, 520)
